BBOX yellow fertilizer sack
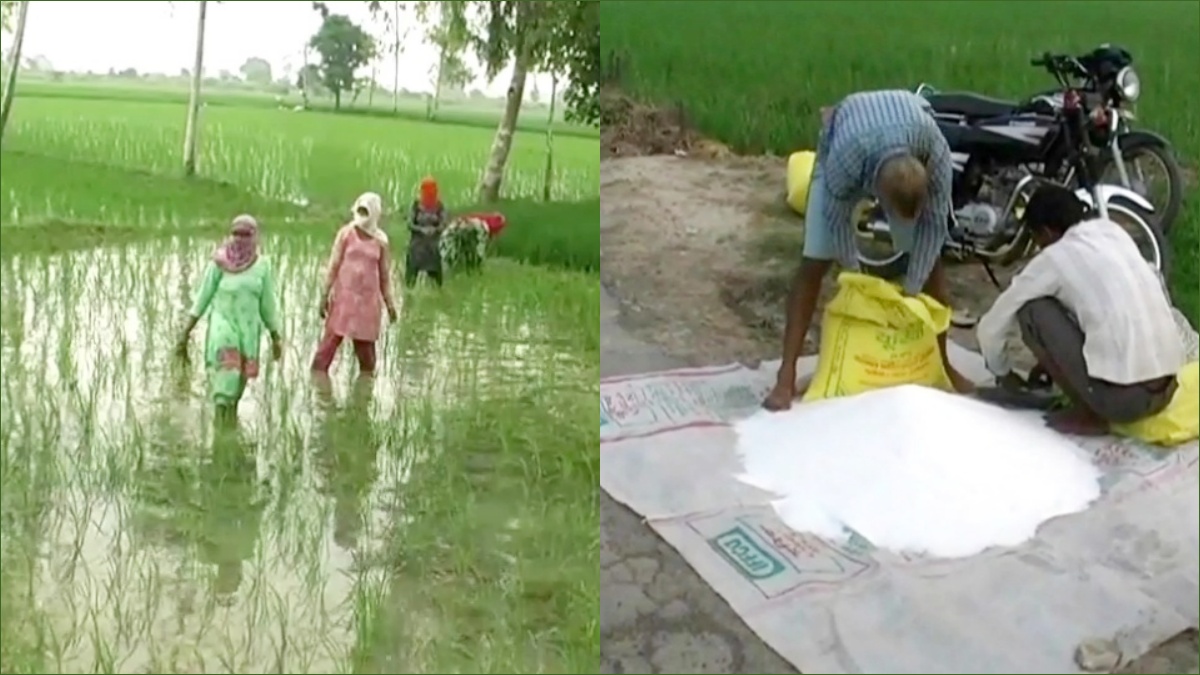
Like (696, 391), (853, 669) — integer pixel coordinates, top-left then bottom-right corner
(786, 151), (817, 215)
(1111, 361), (1200, 446)
(803, 272), (953, 402)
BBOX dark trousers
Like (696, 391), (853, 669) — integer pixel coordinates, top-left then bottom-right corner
(404, 265), (443, 288)
(311, 332), (377, 374)
(1017, 298), (1176, 423)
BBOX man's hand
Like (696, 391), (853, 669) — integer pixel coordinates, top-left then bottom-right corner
(271, 334), (284, 361)
(763, 379), (796, 412)
(996, 371), (1027, 392)
(386, 303), (398, 324)
(765, 368), (817, 411)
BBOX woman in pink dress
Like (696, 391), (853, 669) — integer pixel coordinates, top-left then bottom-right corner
(311, 192), (398, 376)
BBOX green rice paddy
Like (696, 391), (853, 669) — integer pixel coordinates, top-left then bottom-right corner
(0, 80), (600, 673)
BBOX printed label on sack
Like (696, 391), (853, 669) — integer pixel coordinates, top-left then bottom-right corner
(690, 510), (878, 599)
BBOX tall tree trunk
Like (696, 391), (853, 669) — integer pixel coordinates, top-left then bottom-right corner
(429, 44), (446, 121)
(542, 73), (558, 202)
(391, 0), (400, 114)
(477, 56), (528, 203)
(182, 0), (208, 177)
(368, 63), (377, 108)
(301, 47), (311, 109)
(0, 0), (32, 144)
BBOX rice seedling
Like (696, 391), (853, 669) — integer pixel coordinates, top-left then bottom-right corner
(0, 236), (599, 674)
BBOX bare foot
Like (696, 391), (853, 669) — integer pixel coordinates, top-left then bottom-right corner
(1044, 407), (1108, 436)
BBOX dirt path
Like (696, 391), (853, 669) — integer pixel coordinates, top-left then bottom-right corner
(600, 153), (1198, 674)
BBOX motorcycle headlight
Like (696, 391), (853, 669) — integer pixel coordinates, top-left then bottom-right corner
(1116, 66), (1141, 102)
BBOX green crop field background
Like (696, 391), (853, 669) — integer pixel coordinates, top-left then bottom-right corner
(601, 0), (1200, 322)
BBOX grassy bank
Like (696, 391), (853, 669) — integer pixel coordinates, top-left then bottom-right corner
(601, 0), (1199, 323)
(0, 152), (599, 272)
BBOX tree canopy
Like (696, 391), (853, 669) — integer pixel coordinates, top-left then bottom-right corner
(0, 0), (14, 32)
(239, 57), (273, 85)
(437, 1), (599, 126)
(308, 12), (378, 109)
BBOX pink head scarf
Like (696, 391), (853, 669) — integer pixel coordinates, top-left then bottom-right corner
(213, 214), (259, 273)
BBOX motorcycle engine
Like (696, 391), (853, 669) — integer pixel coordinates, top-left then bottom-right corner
(954, 202), (1002, 237)
(953, 168), (1025, 239)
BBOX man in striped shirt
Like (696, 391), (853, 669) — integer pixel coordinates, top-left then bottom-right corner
(764, 90), (972, 411)
(977, 185), (1185, 435)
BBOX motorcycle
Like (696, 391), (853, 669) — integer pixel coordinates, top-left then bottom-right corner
(854, 51), (1169, 286)
(918, 44), (1183, 233)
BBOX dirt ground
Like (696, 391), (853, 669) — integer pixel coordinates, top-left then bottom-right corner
(600, 153), (1024, 367)
(599, 94), (1198, 674)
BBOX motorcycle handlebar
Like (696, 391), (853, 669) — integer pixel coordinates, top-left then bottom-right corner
(1031, 52), (1089, 79)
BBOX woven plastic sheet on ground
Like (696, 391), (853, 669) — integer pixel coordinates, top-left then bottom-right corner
(600, 343), (1199, 674)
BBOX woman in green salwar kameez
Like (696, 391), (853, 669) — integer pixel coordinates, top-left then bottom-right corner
(178, 215), (283, 420)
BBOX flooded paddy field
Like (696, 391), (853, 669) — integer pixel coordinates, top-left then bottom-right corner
(0, 235), (600, 674)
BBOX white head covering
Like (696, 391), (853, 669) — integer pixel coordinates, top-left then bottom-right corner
(350, 192), (387, 243)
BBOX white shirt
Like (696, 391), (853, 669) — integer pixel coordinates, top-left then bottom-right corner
(976, 218), (1185, 384)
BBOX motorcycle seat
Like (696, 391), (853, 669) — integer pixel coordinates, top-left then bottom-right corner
(926, 92), (1019, 119)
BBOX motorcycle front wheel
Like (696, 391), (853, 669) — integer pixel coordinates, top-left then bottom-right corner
(852, 199), (909, 281)
(1095, 135), (1184, 234)
(1105, 196), (1171, 278)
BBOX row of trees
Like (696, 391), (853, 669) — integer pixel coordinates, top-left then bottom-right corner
(0, 1), (600, 202)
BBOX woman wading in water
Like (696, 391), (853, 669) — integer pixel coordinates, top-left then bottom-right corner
(311, 192), (398, 376)
(178, 215), (283, 422)
(407, 177), (447, 287)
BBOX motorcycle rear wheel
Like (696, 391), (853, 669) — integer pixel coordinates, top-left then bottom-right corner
(853, 196), (1169, 281)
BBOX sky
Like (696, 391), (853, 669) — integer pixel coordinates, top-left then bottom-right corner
(2, 1), (553, 98)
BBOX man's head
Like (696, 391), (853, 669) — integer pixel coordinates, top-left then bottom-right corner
(1022, 184), (1087, 247)
(876, 154), (929, 222)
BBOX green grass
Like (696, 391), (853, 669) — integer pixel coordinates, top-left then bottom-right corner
(2, 92), (598, 211)
(601, 0), (1200, 324)
(13, 77), (601, 139)
(490, 199), (601, 272)
(0, 82), (599, 673)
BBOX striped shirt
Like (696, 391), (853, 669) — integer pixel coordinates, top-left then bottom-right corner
(976, 218), (1186, 383)
(819, 90), (952, 295)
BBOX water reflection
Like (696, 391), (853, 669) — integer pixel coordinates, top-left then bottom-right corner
(313, 374), (381, 552)
(0, 236), (591, 673)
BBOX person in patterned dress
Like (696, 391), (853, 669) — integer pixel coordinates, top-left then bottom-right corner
(177, 215), (283, 421)
(311, 192), (398, 376)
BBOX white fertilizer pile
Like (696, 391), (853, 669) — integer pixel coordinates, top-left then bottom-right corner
(735, 385), (1102, 558)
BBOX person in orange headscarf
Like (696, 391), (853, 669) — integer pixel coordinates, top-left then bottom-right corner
(407, 177), (448, 287)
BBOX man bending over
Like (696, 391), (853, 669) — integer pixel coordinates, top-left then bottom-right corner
(763, 90), (973, 411)
(976, 185), (1185, 435)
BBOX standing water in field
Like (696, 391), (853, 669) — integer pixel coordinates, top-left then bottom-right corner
(735, 385), (1103, 558)
(0, 236), (598, 673)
